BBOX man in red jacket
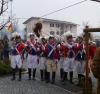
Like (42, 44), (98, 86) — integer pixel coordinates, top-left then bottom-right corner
(58, 41), (68, 82)
(45, 36), (59, 84)
(26, 33), (38, 80)
(62, 34), (75, 84)
(74, 36), (86, 86)
(38, 37), (47, 81)
(10, 33), (26, 81)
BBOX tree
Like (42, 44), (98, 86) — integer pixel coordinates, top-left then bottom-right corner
(0, 0), (8, 16)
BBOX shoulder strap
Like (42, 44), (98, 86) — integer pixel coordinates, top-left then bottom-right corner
(28, 41), (36, 51)
(48, 44), (56, 57)
(15, 43), (20, 54)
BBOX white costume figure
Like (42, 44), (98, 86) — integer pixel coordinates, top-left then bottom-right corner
(45, 36), (59, 84)
(38, 37), (47, 81)
(62, 34), (75, 84)
(74, 36), (86, 86)
(58, 43), (65, 81)
(26, 33), (38, 80)
(10, 33), (25, 81)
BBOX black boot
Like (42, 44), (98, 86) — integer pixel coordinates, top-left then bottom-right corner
(28, 68), (31, 80)
(69, 71), (73, 84)
(51, 72), (55, 84)
(33, 68), (36, 80)
(76, 74), (81, 86)
(62, 72), (68, 84)
(11, 69), (16, 80)
(60, 68), (64, 81)
(64, 72), (68, 81)
(46, 72), (50, 83)
(18, 69), (22, 81)
(44, 69), (47, 81)
(77, 74), (84, 87)
(40, 70), (44, 81)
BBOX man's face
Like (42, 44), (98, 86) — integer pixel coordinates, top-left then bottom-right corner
(16, 36), (21, 43)
(30, 35), (35, 41)
(77, 37), (83, 43)
(67, 37), (73, 43)
(49, 38), (55, 44)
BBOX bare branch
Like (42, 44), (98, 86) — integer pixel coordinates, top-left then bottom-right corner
(0, 0), (8, 16)
(2, 1), (8, 13)
(0, 0), (4, 15)
(0, 19), (10, 31)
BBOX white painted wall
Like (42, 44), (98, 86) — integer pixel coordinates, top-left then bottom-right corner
(25, 18), (77, 38)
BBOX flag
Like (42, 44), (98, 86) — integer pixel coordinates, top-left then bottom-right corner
(8, 23), (13, 32)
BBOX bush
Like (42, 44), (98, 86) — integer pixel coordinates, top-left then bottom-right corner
(0, 62), (12, 76)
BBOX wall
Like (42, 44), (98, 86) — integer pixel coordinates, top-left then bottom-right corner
(25, 18), (77, 39)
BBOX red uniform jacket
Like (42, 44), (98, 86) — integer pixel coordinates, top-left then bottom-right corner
(89, 45), (96, 59)
(16, 42), (25, 54)
(45, 43), (59, 60)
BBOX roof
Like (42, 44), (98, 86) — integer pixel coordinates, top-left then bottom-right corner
(23, 17), (77, 25)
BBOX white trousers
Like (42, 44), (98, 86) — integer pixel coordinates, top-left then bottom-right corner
(63, 58), (74, 72)
(38, 57), (46, 70)
(59, 57), (64, 69)
(75, 60), (85, 75)
(27, 54), (38, 69)
(10, 55), (22, 69)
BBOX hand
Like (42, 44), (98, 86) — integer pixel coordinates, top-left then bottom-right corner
(37, 48), (40, 51)
(54, 59), (58, 63)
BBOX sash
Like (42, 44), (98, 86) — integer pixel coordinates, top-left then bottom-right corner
(28, 41), (36, 52)
(66, 43), (75, 58)
(15, 43), (20, 54)
(15, 43), (25, 63)
(48, 44), (56, 57)
(75, 44), (86, 61)
(39, 44), (45, 56)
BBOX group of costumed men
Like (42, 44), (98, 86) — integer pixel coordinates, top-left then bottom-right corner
(9, 32), (96, 86)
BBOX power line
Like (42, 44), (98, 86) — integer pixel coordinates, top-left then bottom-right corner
(0, 0), (89, 21)
(13, 18), (28, 19)
(40, 0), (88, 17)
(11, 0), (88, 20)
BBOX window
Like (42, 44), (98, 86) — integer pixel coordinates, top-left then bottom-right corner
(70, 25), (73, 30)
(50, 31), (55, 35)
(56, 24), (60, 28)
(60, 24), (64, 30)
(66, 25), (68, 29)
(50, 23), (54, 27)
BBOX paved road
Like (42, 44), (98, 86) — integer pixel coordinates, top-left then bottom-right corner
(0, 74), (79, 94)
(0, 62), (83, 94)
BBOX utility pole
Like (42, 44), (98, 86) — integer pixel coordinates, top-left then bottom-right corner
(84, 26), (90, 94)
(9, 0), (13, 22)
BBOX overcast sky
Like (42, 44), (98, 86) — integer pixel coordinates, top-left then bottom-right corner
(6, 0), (100, 34)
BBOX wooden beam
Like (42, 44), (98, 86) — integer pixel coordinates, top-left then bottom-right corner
(84, 28), (100, 32)
(91, 0), (100, 2)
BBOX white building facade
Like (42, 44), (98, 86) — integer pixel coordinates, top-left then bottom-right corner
(23, 17), (77, 39)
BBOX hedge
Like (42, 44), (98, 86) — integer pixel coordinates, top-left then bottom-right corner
(0, 62), (12, 76)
